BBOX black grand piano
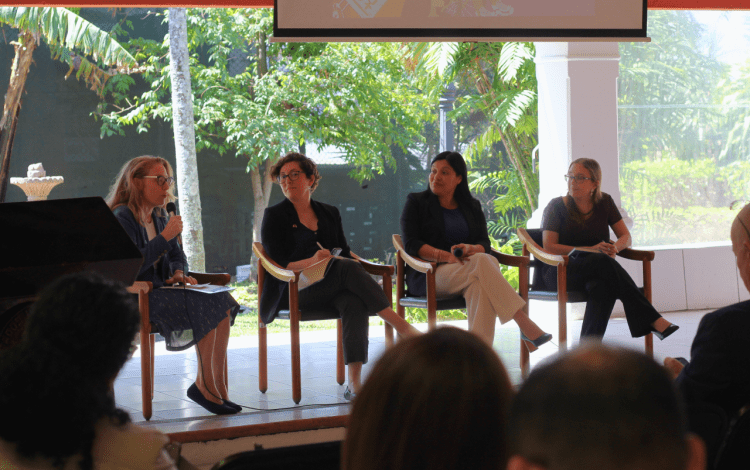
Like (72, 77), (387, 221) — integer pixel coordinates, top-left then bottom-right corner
(0, 197), (143, 349)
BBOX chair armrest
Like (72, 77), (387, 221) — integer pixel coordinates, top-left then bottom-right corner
(351, 251), (395, 277)
(517, 228), (568, 267)
(252, 242), (298, 284)
(489, 248), (530, 268)
(127, 281), (153, 295)
(392, 234), (435, 274)
(189, 272), (231, 286)
(617, 247), (655, 262)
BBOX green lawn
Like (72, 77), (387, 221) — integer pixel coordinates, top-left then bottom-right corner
(229, 279), (466, 337)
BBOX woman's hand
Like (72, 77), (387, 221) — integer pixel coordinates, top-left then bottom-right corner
(161, 215), (183, 242)
(166, 270), (196, 285)
(593, 241), (617, 258)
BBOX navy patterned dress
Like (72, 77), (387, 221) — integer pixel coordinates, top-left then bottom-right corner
(114, 206), (239, 351)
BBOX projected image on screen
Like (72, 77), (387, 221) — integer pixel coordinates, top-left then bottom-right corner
(275, 0), (646, 40)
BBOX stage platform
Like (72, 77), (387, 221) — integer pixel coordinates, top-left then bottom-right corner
(115, 305), (706, 443)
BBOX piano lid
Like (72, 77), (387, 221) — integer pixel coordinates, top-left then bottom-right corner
(0, 197), (143, 300)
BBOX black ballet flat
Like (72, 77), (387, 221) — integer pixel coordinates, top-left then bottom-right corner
(187, 383), (238, 415)
(652, 324), (679, 341)
(223, 398), (242, 412)
(521, 332), (553, 349)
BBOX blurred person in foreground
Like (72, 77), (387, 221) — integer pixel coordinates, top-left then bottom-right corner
(0, 272), (177, 470)
(342, 327), (513, 470)
(506, 344), (705, 470)
(664, 203), (750, 463)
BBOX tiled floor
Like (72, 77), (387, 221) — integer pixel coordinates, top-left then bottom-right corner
(118, 302), (709, 434)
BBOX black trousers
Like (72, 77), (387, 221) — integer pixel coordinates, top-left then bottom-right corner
(292, 258), (390, 364)
(542, 252), (661, 338)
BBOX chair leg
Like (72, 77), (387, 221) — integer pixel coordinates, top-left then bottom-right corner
(140, 328), (152, 421)
(336, 319), (345, 385)
(384, 323), (394, 348)
(290, 289), (302, 404)
(520, 337), (530, 378)
(259, 321), (268, 393)
(150, 334), (155, 399)
(645, 332), (654, 357)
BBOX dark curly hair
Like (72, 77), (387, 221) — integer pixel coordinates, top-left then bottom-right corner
(269, 152), (322, 192)
(0, 272), (140, 470)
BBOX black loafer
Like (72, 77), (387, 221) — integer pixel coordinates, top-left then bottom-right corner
(187, 383), (238, 415)
(223, 398), (242, 412)
(652, 324), (679, 341)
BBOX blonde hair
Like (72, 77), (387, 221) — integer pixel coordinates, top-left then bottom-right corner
(105, 156), (176, 225)
(566, 158), (603, 223)
(568, 158), (603, 203)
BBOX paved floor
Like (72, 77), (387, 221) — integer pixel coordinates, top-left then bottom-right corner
(116, 303), (708, 434)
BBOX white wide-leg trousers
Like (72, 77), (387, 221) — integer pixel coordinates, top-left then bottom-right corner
(435, 253), (526, 345)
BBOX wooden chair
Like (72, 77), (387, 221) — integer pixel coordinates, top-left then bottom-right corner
(127, 271), (231, 421)
(392, 234), (533, 375)
(516, 227), (654, 356)
(253, 242), (395, 404)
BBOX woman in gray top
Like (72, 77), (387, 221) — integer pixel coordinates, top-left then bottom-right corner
(541, 158), (678, 339)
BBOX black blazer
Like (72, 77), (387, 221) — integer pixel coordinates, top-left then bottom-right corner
(113, 205), (187, 288)
(400, 189), (491, 296)
(259, 198), (352, 324)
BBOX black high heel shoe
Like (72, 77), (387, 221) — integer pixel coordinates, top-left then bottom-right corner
(187, 383), (238, 415)
(521, 332), (553, 349)
(652, 324), (679, 341)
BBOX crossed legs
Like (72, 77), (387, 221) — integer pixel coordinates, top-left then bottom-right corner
(437, 254), (549, 349)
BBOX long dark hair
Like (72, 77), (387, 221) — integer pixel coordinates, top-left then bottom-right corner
(0, 272), (140, 470)
(431, 151), (474, 206)
(342, 327), (513, 470)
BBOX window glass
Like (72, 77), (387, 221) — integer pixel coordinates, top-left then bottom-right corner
(618, 10), (750, 246)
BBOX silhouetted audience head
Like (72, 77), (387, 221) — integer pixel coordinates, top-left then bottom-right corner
(507, 344), (705, 470)
(0, 272), (140, 470)
(731, 203), (750, 292)
(342, 327), (513, 470)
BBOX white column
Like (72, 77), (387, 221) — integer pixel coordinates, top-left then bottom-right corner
(529, 42), (631, 228)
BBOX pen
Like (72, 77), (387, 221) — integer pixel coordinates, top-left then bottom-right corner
(317, 242), (326, 250)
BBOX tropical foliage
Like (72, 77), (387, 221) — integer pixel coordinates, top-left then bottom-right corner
(0, 6), (138, 202)
(97, 8), (433, 252)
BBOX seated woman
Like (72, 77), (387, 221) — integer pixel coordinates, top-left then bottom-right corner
(342, 327), (513, 470)
(260, 152), (419, 400)
(541, 158), (678, 340)
(0, 272), (177, 470)
(400, 151), (551, 350)
(107, 156), (240, 415)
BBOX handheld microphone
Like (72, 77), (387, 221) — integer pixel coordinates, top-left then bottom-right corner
(166, 202), (182, 246)
(452, 247), (463, 258)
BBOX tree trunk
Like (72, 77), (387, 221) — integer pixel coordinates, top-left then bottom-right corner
(169, 8), (205, 271)
(0, 30), (38, 203)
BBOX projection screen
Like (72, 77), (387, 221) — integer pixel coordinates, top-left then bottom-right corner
(273, 0), (648, 42)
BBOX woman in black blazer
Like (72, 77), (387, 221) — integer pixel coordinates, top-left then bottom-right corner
(401, 151), (551, 351)
(260, 153), (418, 400)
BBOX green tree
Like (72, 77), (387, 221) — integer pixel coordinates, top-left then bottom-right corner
(0, 7), (138, 201)
(407, 41), (539, 225)
(97, 8), (432, 258)
(618, 10), (727, 164)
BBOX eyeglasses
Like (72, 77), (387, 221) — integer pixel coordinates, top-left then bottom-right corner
(142, 175), (175, 187)
(277, 170), (303, 183)
(564, 174), (594, 183)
